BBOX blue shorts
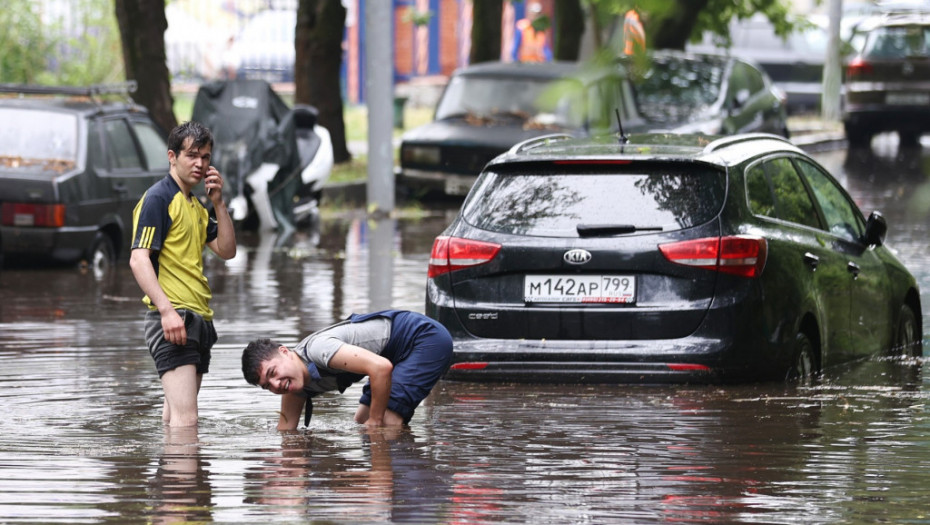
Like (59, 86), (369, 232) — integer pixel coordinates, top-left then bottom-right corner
(358, 314), (453, 422)
(144, 309), (217, 377)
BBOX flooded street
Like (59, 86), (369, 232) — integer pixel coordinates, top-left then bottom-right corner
(2, 139), (930, 523)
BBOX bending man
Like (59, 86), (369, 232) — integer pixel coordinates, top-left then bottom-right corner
(242, 310), (453, 430)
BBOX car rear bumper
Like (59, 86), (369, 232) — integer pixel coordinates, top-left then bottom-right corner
(0, 225), (95, 263)
(443, 336), (770, 384)
(843, 104), (930, 133)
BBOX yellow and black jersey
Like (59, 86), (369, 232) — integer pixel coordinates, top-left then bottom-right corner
(131, 176), (219, 320)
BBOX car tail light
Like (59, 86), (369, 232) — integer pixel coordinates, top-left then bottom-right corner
(846, 57), (873, 80)
(658, 235), (767, 278)
(552, 160), (633, 165)
(450, 362), (489, 370)
(428, 236), (502, 278)
(1, 203), (66, 227)
(666, 363), (711, 372)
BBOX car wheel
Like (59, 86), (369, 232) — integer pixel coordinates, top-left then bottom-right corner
(786, 332), (818, 384)
(892, 304), (921, 358)
(844, 122), (872, 149)
(86, 233), (115, 280)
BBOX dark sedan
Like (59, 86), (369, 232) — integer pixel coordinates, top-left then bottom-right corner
(687, 14), (846, 115)
(843, 10), (930, 147)
(426, 132), (921, 383)
(398, 61), (582, 197)
(603, 50), (790, 137)
(0, 83), (168, 276)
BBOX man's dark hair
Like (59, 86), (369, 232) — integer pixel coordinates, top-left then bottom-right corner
(242, 338), (282, 385)
(168, 121), (214, 156)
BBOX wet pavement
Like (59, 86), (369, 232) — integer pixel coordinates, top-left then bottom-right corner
(1, 136), (929, 523)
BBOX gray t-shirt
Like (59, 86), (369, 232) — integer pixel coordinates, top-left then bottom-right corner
(295, 317), (391, 373)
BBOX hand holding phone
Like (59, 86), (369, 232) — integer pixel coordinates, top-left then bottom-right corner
(206, 166), (216, 196)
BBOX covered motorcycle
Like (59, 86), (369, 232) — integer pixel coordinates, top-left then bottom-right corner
(191, 78), (333, 231)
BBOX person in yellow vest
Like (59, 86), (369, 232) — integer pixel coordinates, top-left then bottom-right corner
(130, 121), (237, 428)
(511, 1), (552, 63)
(623, 8), (646, 55)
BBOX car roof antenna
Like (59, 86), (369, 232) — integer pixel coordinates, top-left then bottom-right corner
(615, 108), (629, 144)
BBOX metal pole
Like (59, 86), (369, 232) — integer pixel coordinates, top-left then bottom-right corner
(822, 0), (844, 122)
(368, 217), (396, 311)
(365, 0), (395, 216)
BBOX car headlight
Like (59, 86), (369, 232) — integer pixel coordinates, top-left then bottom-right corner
(402, 145), (441, 166)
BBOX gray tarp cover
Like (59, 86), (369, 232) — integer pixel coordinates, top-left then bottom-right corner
(191, 79), (301, 228)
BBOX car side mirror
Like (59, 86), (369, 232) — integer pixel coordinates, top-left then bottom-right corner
(864, 211), (887, 246)
(733, 89), (751, 108)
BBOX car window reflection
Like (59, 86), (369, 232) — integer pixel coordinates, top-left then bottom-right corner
(462, 168), (726, 237)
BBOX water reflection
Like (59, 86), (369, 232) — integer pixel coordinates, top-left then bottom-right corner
(149, 427), (213, 524)
(1, 179), (930, 523)
(214, 212), (448, 347)
(368, 217), (397, 311)
(243, 429), (453, 523)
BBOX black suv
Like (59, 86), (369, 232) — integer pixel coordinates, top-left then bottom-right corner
(0, 83), (168, 276)
(843, 10), (930, 147)
(426, 132), (921, 383)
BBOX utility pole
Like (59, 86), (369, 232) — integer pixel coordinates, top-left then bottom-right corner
(365, 0), (395, 216)
(822, 0), (844, 121)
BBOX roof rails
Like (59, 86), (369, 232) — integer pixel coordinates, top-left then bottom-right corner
(880, 10), (930, 23)
(0, 81), (138, 106)
(511, 133), (574, 155)
(703, 132), (793, 154)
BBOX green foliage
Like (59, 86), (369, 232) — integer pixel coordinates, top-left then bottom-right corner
(404, 7), (433, 26)
(1, 0), (123, 86)
(0, 0), (52, 83)
(583, 0), (798, 49)
(44, 0), (125, 85)
(530, 14), (551, 32)
(691, 0), (796, 46)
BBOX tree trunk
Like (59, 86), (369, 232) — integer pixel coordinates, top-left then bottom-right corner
(554, 0), (585, 61)
(113, 0), (176, 134)
(470, 0), (503, 64)
(649, 0), (710, 50)
(295, 0), (351, 163)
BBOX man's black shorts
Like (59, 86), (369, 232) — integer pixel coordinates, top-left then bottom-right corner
(144, 309), (217, 377)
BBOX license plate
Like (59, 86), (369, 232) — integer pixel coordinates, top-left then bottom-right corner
(886, 92), (930, 105)
(524, 275), (636, 303)
(444, 175), (474, 196)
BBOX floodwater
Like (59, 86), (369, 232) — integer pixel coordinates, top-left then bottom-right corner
(1, 139), (930, 524)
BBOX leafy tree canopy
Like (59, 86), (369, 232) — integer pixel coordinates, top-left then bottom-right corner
(586, 0), (798, 51)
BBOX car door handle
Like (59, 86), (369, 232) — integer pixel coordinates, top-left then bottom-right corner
(847, 261), (861, 279)
(112, 182), (129, 196)
(803, 252), (819, 270)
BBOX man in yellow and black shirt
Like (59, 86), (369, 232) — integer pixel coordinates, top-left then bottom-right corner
(130, 121), (237, 427)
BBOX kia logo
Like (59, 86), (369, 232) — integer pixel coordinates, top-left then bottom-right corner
(563, 249), (592, 264)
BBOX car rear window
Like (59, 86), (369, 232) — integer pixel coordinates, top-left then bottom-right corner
(0, 108), (78, 170)
(462, 164), (727, 237)
(863, 25), (930, 58)
(434, 75), (583, 128)
(628, 57), (724, 123)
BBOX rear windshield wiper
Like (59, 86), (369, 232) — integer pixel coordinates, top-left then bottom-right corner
(577, 224), (663, 237)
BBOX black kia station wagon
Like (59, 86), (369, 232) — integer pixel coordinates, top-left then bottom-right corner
(426, 132), (922, 383)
